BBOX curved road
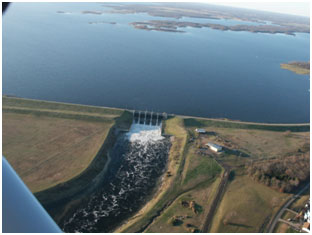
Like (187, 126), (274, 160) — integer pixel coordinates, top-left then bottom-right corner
(267, 183), (310, 233)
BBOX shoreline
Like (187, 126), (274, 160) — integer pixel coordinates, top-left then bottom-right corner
(3, 95), (309, 126)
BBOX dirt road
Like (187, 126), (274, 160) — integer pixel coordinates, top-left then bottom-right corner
(201, 161), (231, 232)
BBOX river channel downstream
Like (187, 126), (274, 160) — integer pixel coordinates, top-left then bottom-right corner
(61, 123), (170, 233)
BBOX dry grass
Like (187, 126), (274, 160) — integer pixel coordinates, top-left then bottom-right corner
(2, 97), (124, 193)
(274, 222), (290, 233)
(199, 127), (309, 159)
(209, 175), (289, 233)
(146, 178), (221, 233)
(3, 112), (114, 193)
(164, 117), (188, 175)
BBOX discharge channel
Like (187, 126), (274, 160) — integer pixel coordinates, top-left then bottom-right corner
(61, 123), (170, 232)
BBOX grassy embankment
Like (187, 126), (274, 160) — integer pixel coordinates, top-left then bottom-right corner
(280, 62), (310, 75)
(183, 118), (309, 233)
(2, 96), (132, 193)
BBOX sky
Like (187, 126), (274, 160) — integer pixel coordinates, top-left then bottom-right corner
(203, 2), (310, 17)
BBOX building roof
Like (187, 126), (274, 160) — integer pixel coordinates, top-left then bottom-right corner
(206, 142), (222, 150)
(195, 128), (206, 133)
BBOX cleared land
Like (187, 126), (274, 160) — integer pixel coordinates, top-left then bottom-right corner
(2, 96), (126, 192)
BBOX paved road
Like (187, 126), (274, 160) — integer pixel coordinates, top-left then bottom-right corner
(267, 183), (310, 233)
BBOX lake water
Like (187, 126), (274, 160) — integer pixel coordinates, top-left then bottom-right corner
(3, 2), (310, 123)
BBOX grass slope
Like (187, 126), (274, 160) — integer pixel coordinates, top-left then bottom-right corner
(209, 175), (289, 233)
(2, 96), (131, 192)
(184, 118), (309, 132)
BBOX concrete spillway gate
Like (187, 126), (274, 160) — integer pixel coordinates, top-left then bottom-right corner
(132, 110), (167, 126)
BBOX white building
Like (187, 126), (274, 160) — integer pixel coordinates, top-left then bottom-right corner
(195, 128), (206, 133)
(206, 142), (222, 152)
(302, 199), (310, 233)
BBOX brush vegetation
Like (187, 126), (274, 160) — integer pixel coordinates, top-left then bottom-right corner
(247, 153), (309, 193)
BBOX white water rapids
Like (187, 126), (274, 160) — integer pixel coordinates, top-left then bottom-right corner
(126, 123), (164, 144)
(62, 122), (170, 233)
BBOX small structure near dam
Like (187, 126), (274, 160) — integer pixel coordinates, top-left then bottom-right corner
(132, 110), (167, 126)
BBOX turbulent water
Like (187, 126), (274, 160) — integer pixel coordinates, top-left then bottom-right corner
(62, 123), (170, 233)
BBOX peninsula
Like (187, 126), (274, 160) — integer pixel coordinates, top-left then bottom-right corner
(280, 61), (310, 75)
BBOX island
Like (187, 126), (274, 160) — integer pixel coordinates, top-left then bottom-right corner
(105, 3), (310, 35)
(65, 3), (310, 35)
(281, 61), (310, 75)
(89, 21), (116, 25)
(56, 10), (72, 14)
(130, 20), (308, 35)
(81, 10), (104, 15)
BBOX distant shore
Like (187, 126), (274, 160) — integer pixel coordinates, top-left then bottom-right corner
(130, 20), (308, 35)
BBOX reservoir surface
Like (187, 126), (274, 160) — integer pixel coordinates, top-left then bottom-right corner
(2, 2), (310, 123)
